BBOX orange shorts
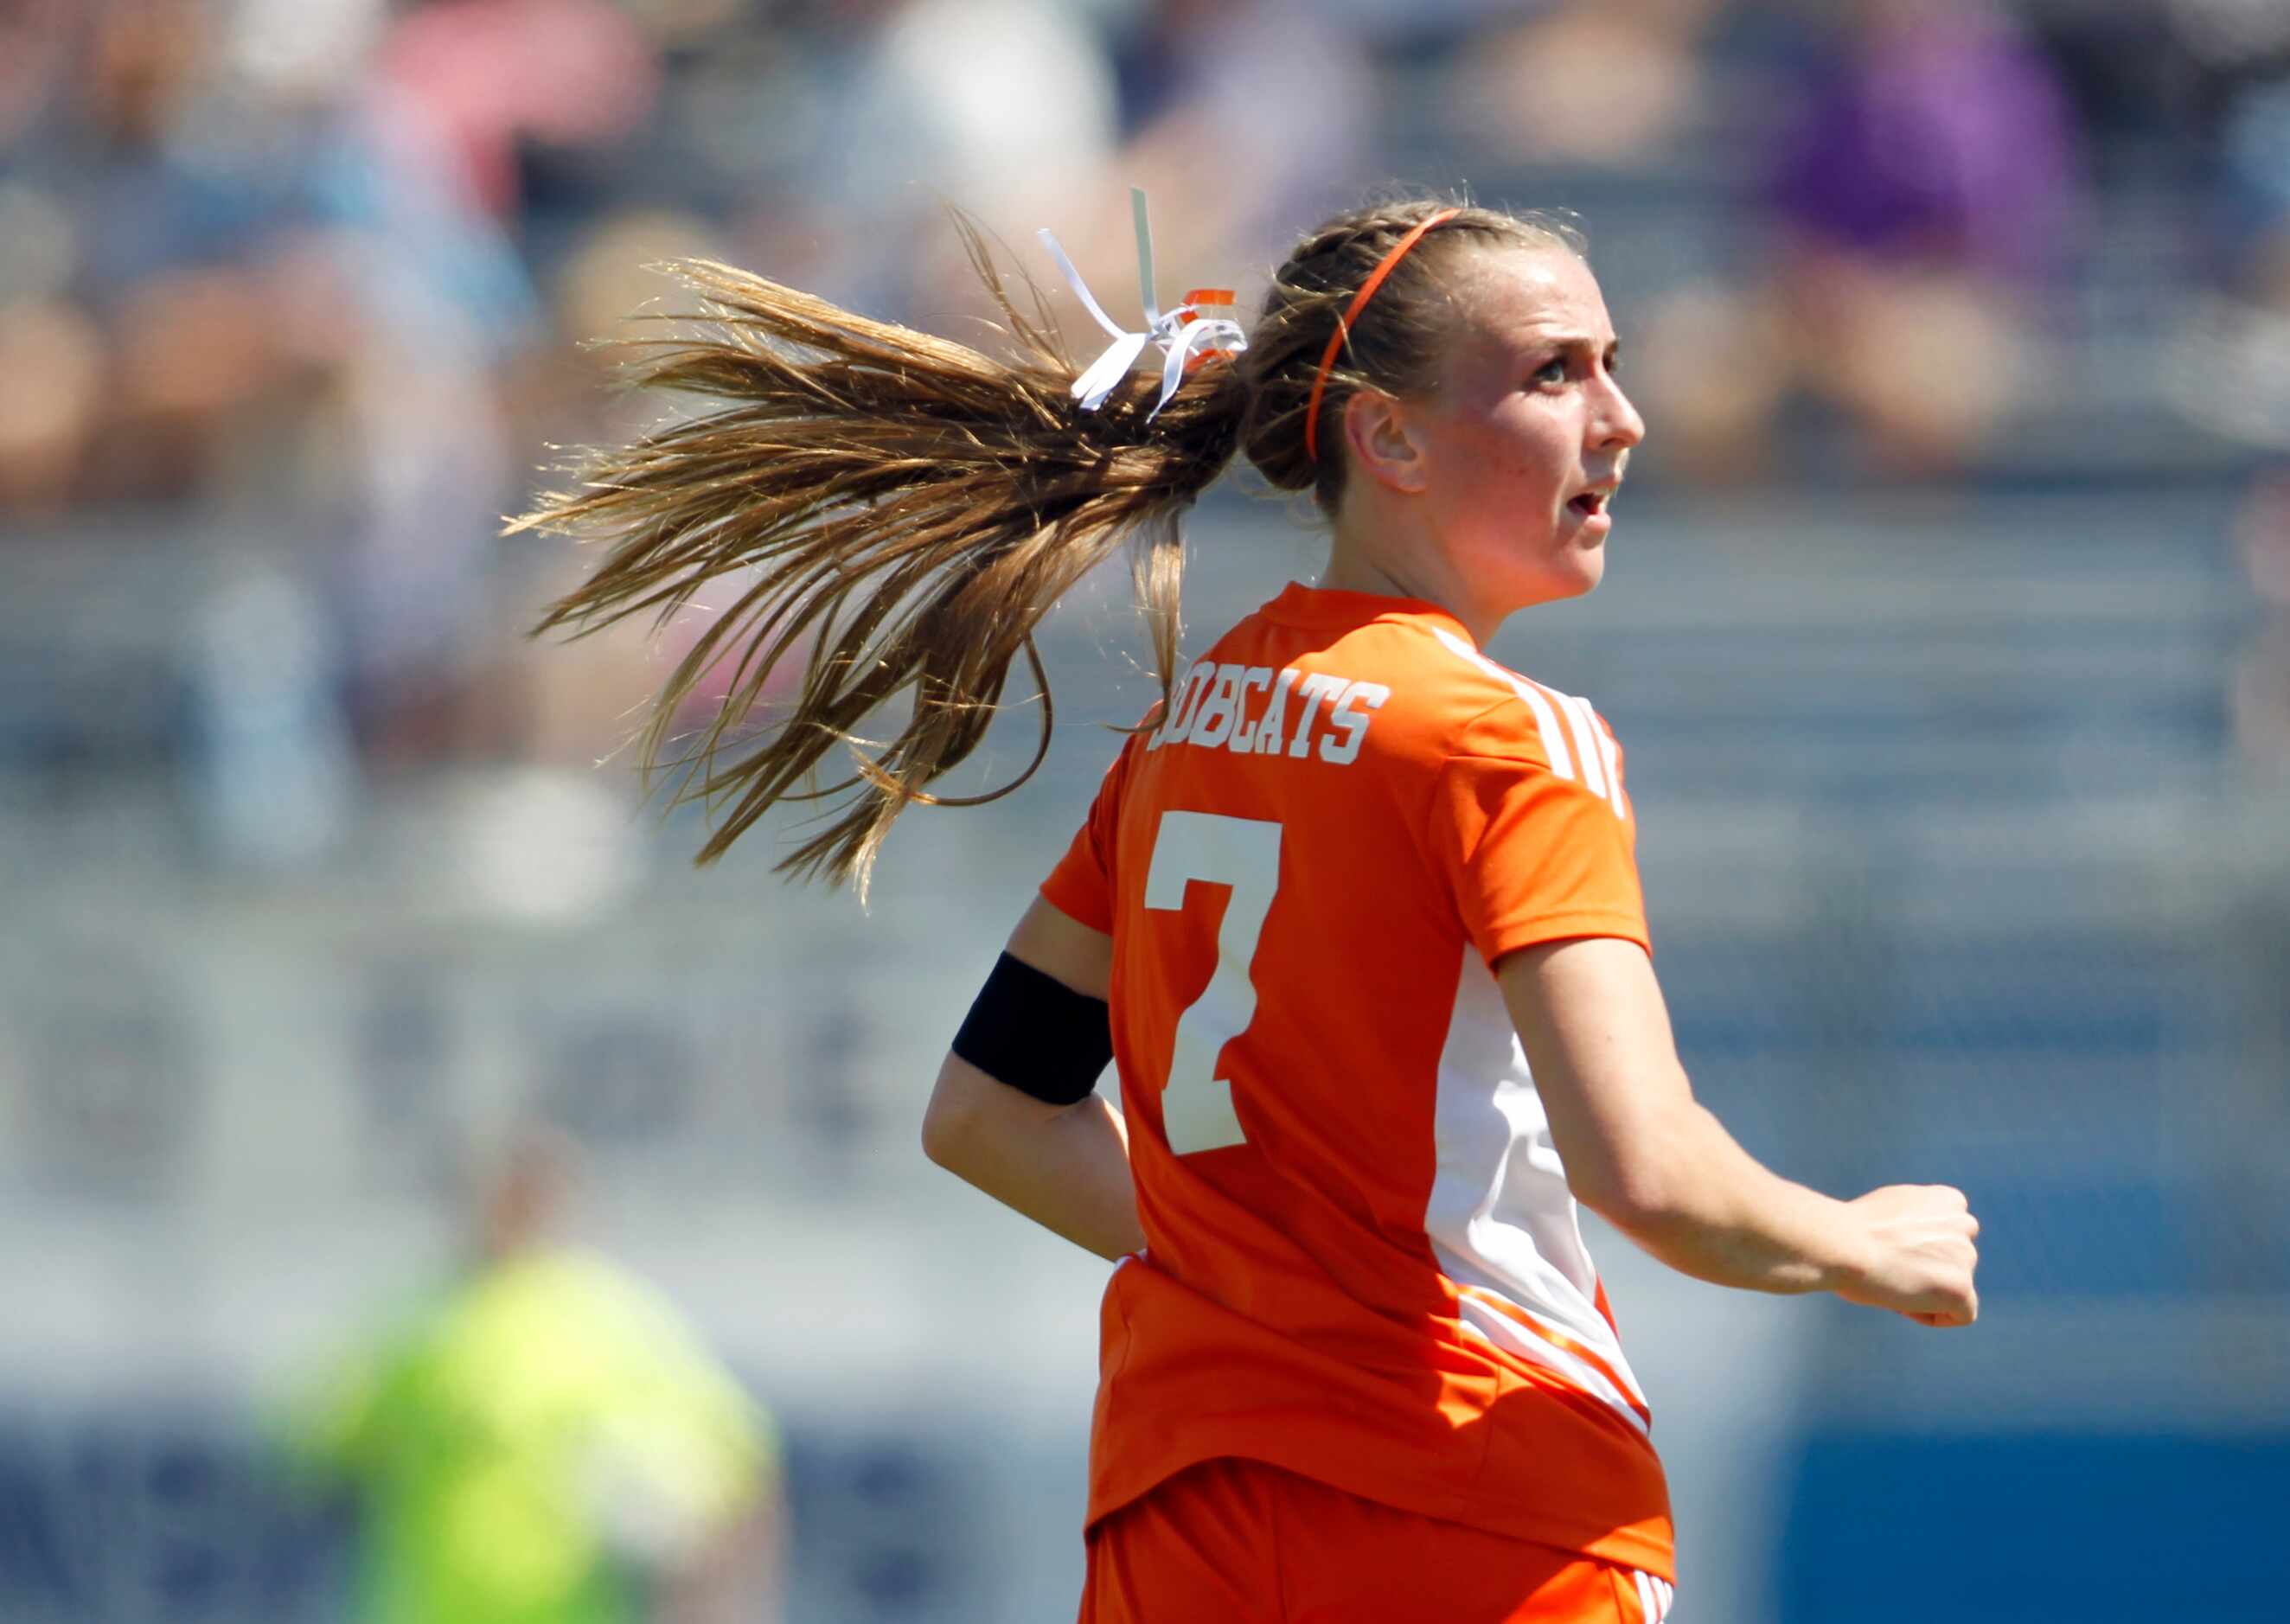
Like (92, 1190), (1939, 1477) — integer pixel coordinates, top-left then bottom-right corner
(1079, 1457), (1674, 1624)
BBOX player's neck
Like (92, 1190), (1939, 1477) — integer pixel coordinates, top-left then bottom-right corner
(1321, 506), (1499, 648)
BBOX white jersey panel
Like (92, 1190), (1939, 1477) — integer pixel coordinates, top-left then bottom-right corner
(1423, 945), (1651, 1421)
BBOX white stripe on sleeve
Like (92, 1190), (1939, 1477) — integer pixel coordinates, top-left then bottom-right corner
(1430, 629), (1576, 780)
(1590, 708), (1627, 820)
(1552, 690), (1609, 801)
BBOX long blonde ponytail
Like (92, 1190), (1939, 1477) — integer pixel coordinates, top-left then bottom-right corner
(512, 224), (1244, 892)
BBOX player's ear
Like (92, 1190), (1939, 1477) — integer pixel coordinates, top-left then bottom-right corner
(1342, 388), (1430, 496)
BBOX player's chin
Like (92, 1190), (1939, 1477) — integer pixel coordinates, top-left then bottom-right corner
(1556, 505), (1611, 565)
(1548, 536), (1607, 598)
(1521, 565), (1602, 611)
(1503, 524), (1602, 604)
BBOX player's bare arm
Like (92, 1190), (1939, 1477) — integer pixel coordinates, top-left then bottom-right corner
(922, 898), (1145, 1262)
(1499, 936), (1980, 1327)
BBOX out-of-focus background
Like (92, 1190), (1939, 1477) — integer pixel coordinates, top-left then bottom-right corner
(3, 0), (2287, 1619)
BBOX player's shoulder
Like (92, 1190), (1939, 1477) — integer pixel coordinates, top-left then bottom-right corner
(1351, 619), (1620, 777)
(1135, 595), (1626, 792)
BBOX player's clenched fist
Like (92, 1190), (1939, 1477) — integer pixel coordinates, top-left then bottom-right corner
(1835, 1184), (1981, 1327)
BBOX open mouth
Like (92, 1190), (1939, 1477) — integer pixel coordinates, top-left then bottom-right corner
(1568, 490), (1609, 518)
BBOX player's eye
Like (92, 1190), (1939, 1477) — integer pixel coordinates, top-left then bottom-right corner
(1528, 357), (1567, 388)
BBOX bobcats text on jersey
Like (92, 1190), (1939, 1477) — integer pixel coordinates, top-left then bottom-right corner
(1148, 661), (1391, 765)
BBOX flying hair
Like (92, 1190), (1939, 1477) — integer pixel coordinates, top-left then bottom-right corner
(514, 195), (1582, 892)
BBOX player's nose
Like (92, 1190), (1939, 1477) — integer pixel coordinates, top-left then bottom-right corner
(1591, 373), (1646, 454)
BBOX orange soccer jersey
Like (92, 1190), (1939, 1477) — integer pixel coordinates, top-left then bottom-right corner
(1040, 583), (1673, 1580)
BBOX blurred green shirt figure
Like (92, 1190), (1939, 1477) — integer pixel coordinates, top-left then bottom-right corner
(290, 1132), (781, 1624)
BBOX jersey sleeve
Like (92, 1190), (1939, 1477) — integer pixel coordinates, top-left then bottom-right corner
(1428, 700), (1648, 965)
(1039, 734), (1139, 933)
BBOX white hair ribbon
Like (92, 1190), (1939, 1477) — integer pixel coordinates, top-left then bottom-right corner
(1038, 188), (1246, 420)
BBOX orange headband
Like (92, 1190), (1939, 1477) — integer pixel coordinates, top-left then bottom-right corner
(1303, 208), (1460, 463)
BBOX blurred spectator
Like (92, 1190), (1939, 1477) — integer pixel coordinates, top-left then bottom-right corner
(284, 1126), (782, 1624)
(2221, 76), (2290, 304)
(1766, 0), (2080, 286)
(1112, 0), (1372, 225)
(0, 0), (72, 145)
(374, 0), (658, 224)
(1445, 0), (1722, 168)
(904, 0), (1379, 392)
(1086, 0), (1373, 294)
(1638, 0), (2088, 479)
(1763, 0), (2083, 471)
(0, 287), (103, 515)
(2158, 14), (2290, 460)
(740, 0), (1116, 324)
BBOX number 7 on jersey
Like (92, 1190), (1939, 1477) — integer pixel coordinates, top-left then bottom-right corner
(1143, 811), (1283, 1154)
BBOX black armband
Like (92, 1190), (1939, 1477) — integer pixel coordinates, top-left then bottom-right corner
(950, 952), (1113, 1106)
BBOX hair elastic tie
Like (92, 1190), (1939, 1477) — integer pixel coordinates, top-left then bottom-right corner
(1037, 189), (1247, 421)
(1303, 208), (1460, 462)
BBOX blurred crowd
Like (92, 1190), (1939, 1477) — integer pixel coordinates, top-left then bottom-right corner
(4, 0), (2290, 790)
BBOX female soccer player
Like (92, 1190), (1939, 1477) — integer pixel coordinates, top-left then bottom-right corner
(520, 196), (1980, 1623)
